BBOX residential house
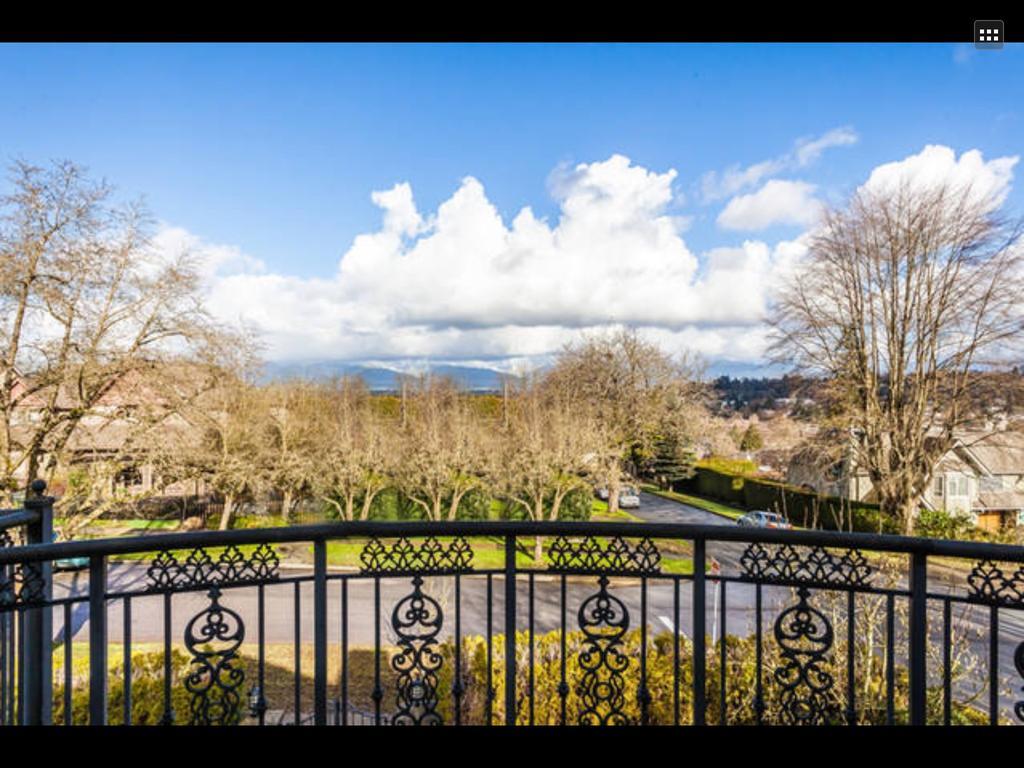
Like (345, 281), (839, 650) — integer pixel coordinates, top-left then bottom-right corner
(787, 430), (1024, 531)
(6, 366), (210, 499)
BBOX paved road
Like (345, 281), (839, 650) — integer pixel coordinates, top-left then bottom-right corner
(47, 490), (1023, 722)
(630, 490), (746, 572)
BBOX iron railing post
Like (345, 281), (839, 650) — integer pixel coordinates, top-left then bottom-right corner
(503, 534), (517, 726)
(313, 538), (328, 726)
(908, 551), (927, 726)
(89, 554), (107, 725)
(22, 479), (53, 726)
(692, 537), (707, 726)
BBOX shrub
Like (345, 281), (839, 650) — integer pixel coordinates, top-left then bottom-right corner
(558, 486), (593, 521)
(455, 487), (491, 520)
(914, 508), (976, 540)
(53, 649), (194, 725)
(675, 466), (900, 534)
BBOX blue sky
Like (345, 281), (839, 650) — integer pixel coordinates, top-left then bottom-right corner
(2, 43), (1023, 374)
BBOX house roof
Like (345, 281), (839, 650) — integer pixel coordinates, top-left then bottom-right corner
(976, 490), (1024, 511)
(957, 431), (1024, 476)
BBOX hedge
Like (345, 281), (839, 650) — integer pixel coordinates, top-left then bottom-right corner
(673, 467), (900, 534)
(51, 626), (986, 725)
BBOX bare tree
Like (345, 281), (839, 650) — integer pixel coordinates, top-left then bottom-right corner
(495, 374), (600, 561)
(396, 375), (489, 521)
(770, 180), (1024, 533)
(311, 377), (395, 521)
(543, 327), (708, 513)
(263, 379), (323, 518)
(0, 159), (243, 503)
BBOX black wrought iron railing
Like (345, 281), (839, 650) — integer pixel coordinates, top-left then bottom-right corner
(1, 481), (1023, 726)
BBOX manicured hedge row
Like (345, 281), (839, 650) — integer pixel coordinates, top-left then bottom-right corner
(673, 467), (899, 534)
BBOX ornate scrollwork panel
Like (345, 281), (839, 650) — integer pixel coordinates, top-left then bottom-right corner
(967, 560), (1024, 723)
(146, 543), (279, 592)
(576, 575), (632, 725)
(774, 585), (838, 725)
(967, 560), (1024, 608)
(359, 536), (474, 576)
(547, 536), (661, 576)
(391, 575), (444, 725)
(0, 561), (46, 609)
(740, 543), (872, 588)
(184, 586), (246, 725)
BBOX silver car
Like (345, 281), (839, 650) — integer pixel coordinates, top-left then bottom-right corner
(618, 486), (641, 509)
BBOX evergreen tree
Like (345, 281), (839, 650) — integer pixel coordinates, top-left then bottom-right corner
(739, 424), (764, 452)
(649, 435), (697, 490)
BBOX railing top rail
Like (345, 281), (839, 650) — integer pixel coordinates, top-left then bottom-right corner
(1, 519), (1023, 565)
(0, 508), (40, 531)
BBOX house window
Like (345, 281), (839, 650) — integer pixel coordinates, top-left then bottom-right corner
(946, 474), (968, 497)
(1018, 509), (1024, 526)
(933, 475), (943, 497)
(115, 466), (143, 488)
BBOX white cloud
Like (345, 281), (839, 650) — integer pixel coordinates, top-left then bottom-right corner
(167, 143), (1015, 371)
(861, 144), (1018, 211)
(700, 126), (858, 202)
(151, 225), (266, 281)
(175, 154), (792, 365)
(717, 180), (822, 231)
(793, 127), (859, 167)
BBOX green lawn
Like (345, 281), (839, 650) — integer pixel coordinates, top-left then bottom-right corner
(70, 495), (680, 573)
(111, 543), (276, 564)
(321, 534), (690, 573)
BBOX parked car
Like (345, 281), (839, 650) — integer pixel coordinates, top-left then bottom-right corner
(737, 510), (792, 529)
(595, 487), (609, 500)
(52, 531), (88, 572)
(618, 486), (641, 509)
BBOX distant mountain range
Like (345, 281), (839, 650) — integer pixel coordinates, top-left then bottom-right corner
(260, 358), (788, 392)
(260, 361), (515, 391)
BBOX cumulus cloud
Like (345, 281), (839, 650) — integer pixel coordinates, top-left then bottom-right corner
(176, 154), (793, 366)
(166, 143), (1015, 372)
(151, 225), (266, 281)
(860, 144), (1018, 211)
(717, 180), (822, 231)
(700, 126), (858, 203)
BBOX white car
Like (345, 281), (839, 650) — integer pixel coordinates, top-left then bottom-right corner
(618, 486), (641, 509)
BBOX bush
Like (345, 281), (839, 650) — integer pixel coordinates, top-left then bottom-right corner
(914, 508), (976, 539)
(558, 487), (593, 521)
(455, 487), (491, 520)
(675, 466), (899, 534)
(497, 497), (530, 521)
(53, 649), (194, 725)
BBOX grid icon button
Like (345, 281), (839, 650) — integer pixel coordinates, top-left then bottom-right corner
(974, 20), (1004, 49)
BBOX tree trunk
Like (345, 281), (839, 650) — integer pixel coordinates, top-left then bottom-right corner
(608, 473), (621, 515)
(534, 498), (545, 563)
(218, 494), (235, 531)
(900, 498), (917, 536)
(360, 487), (382, 521)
